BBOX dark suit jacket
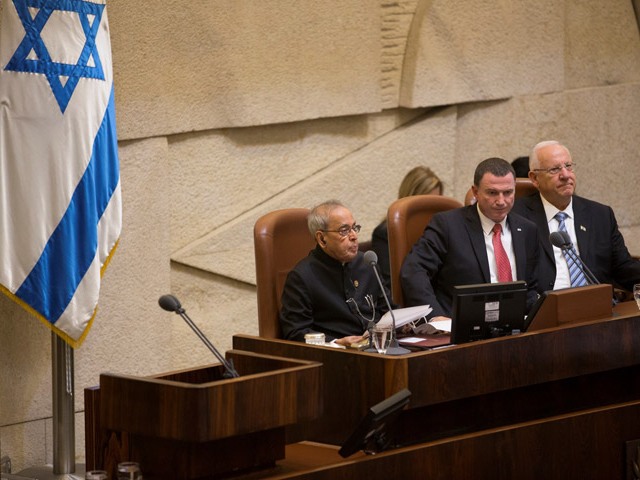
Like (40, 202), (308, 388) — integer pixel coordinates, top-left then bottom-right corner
(513, 192), (640, 292)
(400, 205), (540, 317)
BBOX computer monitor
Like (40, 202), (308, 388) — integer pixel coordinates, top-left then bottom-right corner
(338, 388), (411, 458)
(451, 281), (527, 344)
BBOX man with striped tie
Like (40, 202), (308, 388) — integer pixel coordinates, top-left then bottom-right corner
(513, 141), (640, 294)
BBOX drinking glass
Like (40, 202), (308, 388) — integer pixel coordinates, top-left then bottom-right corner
(372, 325), (392, 354)
(117, 461), (142, 480)
(86, 471), (108, 480)
(634, 284), (640, 311)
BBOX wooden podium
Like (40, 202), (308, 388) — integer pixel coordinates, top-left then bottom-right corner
(526, 283), (613, 331)
(85, 350), (322, 480)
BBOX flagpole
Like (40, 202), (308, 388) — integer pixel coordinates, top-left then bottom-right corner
(12, 333), (84, 480)
(52, 332), (76, 474)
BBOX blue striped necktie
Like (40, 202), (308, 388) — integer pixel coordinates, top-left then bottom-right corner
(554, 212), (588, 287)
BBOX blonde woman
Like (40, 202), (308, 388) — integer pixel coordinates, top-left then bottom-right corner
(371, 166), (443, 289)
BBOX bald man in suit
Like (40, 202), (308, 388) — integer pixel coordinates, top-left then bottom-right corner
(512, 140), (640, 293)
(401, 158), (540, 320)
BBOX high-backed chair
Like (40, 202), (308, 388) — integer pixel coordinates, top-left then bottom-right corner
(464, 177), (538, 205)
(254, 208), (315, 338)
(387, 195), (463, 306)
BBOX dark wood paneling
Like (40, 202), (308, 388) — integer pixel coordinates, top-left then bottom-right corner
(233, 301), (640, 446)
(85, 351), (322, 479)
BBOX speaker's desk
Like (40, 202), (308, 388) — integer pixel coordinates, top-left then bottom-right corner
(233, 301), (640, 446)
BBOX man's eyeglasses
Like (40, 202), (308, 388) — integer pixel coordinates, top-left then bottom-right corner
(533, 162), (576, 176)
(323, 223), (361, 237)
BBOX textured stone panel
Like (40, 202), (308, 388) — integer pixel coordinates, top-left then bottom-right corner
(400, 0), (564, 107)
(381, 0), (419, 108)
(0, 420), (46, 474)
(0, 298), (51, 425)
(622, 226), (640, 257)
(167, 109), (426, 252)
(169, 264), (259, 366)
(172, 107), (458, 285)
(565, 0), (640, 89)
(109, 0), (381, 139)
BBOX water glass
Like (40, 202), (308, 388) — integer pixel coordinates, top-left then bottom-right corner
(372, 325), (392, 354)
(634, 284), (640, 310)
(304, 332), (325, 345)
(117, 461), (142, 480)
(86, 471), (108, 480)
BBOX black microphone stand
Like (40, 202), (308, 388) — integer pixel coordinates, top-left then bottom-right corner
(369, 263), (410, 356)
(347, 295), (377, 353)
(160, 296), (239, 378)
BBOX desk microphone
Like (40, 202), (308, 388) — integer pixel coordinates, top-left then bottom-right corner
(363, 251), (409, 355)
(549, 231), (599, 285)
(158, 294), (239, 378)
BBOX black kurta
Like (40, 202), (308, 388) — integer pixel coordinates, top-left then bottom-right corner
(279, 245), (392, 342)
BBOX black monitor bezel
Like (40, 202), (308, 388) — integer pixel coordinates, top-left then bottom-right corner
(338, 388), (411, 458)
(451, 281), (527, 345)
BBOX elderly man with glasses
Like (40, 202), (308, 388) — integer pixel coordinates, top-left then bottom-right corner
(279, 199), (393, 344)
(513, 140), (640, 293)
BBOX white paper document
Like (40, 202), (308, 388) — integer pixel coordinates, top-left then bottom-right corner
(429, 319), (452, 332)
(377, 305), (434, 329)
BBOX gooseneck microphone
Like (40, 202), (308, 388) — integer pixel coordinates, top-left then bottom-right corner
(549, 231), (599, 285)
(363, 250), (409, 355)
(158, 294), (239, 378)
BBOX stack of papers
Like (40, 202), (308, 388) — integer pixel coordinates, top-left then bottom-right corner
(377, 305), (438, 329)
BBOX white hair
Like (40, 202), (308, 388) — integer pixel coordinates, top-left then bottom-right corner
(529, 140), (571, 169)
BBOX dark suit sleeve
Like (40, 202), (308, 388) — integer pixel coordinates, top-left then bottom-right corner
(399, 214), (448, 316)
(601, 206), (640, 291)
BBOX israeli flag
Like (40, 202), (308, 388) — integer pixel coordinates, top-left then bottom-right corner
(0, 0), (121, 347)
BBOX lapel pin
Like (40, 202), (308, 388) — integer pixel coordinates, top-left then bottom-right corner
(580, 225), (586, 232)
(354, 280), (359, 288)
(516, 227), (522, 232)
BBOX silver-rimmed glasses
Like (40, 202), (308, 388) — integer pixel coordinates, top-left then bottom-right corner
(323, 223), (361, 237)
(533, 162), (575, 176)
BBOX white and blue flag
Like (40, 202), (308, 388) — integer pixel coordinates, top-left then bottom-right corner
(0, 0), (121, 347)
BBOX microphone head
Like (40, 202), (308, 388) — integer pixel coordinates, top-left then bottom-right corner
(363, 250), (378, 265)
(159, 294), (182, 313)
(549, 231), (568, 249)
(558, 230), (573, 247)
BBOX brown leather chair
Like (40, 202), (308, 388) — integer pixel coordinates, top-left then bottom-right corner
(464, 177), (538, 205)
(254, 208), (315, 338)
(387, 195), (463, 306)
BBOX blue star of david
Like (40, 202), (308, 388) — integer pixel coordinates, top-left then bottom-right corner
(5, 0), (106, 113)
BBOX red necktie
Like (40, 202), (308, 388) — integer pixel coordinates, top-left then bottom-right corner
(492, 223), (513, 282)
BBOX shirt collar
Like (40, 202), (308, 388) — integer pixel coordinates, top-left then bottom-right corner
(540, 195), (575, 223)
(476, 204), (508, 236)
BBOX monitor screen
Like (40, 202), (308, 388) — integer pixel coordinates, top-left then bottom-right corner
(451, 281), (527, 344)
(339, 388), (411, 458)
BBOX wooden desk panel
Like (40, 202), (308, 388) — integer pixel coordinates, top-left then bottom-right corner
(231, 400), (640, 479)
(233, 303), (640, 446)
